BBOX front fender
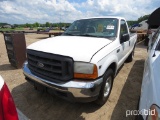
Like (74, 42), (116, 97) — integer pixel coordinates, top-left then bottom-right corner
(97, 54), (118, 77)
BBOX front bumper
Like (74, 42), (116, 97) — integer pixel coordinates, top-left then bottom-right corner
(23, 62), (103, 102)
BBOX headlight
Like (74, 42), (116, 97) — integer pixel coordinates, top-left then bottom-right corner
(147, 105), (160, 120)
(74, 62), (98, 79)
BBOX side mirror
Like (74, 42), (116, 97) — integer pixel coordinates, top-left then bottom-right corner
(120, 34), (130, 43)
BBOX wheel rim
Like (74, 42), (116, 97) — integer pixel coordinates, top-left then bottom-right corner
(103, 76), (112, 97)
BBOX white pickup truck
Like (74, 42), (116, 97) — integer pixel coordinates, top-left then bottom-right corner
(23, 16), (137, 105)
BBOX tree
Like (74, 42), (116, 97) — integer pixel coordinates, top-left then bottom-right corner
(25, 23), (32, 28)
(137, 14), (150, 23)
(53, 23), (58, 27)
(127, 21), (138, 26)
(34, 22), (39, 27)
(13, 24), (18, 28)
(127, 14), (150, 27)
(0, 23), (8, 26)
(45, 22), (50, 27)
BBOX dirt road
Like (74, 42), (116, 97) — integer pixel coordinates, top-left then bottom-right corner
(0, 33), (147, 120)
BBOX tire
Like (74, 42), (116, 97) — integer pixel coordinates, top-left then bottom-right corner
(95, 69), (114, 106)
(135, 115), (144, 120)
(144, 37), (149, 46)
(126, 47), (135, 62)
(137, 96), (140, 110)
(135, 96), (144, 120)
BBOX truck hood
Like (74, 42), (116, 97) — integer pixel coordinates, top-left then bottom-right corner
(27, 36), (112, 62)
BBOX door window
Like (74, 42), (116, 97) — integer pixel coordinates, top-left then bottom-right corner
(120, 20), (128, 35)
(151, 28), (160, 49)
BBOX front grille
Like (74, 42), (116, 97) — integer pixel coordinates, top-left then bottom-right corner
(27, 49), (74, 82)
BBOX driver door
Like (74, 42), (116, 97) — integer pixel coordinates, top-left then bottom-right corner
(120, 20), (130, 58)
(117, 20), (130, 67)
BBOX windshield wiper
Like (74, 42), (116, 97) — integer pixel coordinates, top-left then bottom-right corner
(80, 34), (116, 40)
(79, 34), (98, 37)
(63, 33), (75, 36)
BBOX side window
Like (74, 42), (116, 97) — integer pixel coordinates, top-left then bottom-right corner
(154, 27), (160, 50)
(120, 20), (128, 35)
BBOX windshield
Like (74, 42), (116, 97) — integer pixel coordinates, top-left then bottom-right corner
(63, 18), (118, 38)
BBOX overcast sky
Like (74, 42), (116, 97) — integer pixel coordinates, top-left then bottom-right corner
(0, 0), (159, 24)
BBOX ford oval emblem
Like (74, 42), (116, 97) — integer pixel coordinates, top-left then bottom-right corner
(37, 62), (44, 68)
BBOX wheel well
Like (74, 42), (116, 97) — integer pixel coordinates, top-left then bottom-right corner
(107, 62), (117, 76)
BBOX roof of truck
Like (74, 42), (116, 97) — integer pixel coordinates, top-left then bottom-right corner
(78, 16), (125, 20)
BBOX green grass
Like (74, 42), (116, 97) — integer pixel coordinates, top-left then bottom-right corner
(0, 28), (24, 32)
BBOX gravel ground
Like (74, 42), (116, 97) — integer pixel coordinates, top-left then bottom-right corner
(0, 33), (147, 120)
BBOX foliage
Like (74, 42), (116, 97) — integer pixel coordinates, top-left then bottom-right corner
(0, 27), (24, 32)
(0, 14), (149, 29)
(127, 21), (138, 27)
(127, 14), (150, 26)
(0, 23), (8, 26)
(137, 14), (150, 23)
(25, 23), (32, 28)
(34, 22), (39, 27)
(45, 22), (50, 27)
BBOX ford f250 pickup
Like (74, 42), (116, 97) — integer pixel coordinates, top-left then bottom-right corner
(23, 17), (137, 105)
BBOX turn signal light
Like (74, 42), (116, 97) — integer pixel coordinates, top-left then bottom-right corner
(74, 65), (98, 79)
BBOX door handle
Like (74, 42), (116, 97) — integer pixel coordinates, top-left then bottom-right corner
(117, 49), (120, 53)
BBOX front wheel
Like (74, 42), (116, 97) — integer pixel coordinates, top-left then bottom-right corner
(95, 69), (114, 105)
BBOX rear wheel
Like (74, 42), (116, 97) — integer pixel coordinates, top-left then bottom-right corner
(126, 47), (135, 62)
(144, 37), (149, 46)
(95, 69), (114, 105)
